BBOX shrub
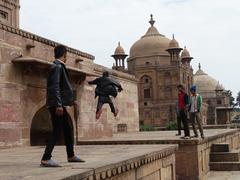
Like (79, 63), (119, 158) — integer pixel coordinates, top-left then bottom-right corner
(165, 121), (178, 130)
(140, 125), (154, 131)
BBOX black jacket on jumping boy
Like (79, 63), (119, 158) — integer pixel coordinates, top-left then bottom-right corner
(88, 71), (123, 120)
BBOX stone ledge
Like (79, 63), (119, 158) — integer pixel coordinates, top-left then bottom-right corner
(62, 145), (178, 180)
(12, 56), (96, 76)
(78, 129), (240, 146)
(0, 23), (95, 60)
(0, 145), (177, 180)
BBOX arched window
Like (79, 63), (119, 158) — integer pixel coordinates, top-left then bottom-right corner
(140, 75), (152, 99)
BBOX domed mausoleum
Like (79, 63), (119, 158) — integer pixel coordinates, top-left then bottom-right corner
(194, 64), (232, 124)
(126, 15), (194, 126)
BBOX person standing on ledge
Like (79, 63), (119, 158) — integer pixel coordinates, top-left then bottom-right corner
(175, 97), (182, 136)
(88, 71), (123, 120)
(189, 85), (204, 139)
(177, 84), (190, 139)
(41, 45), (85, 167)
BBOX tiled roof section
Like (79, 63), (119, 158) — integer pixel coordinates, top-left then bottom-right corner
(0, 23), (95, 60)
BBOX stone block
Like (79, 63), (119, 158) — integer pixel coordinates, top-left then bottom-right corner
(161, 165), (173, 180)
(0, 128), (20, 142)
(136, 158), (162, 179)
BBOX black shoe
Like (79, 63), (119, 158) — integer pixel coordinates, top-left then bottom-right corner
(176, 133), (181, 136)
(68, 155), (85, 163)
(40, 159), (61, 167)
(191, 135), (198, 138)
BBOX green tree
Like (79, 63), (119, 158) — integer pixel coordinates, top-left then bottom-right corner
(236, 91), (240, 107)
(226, 90), (235, 106)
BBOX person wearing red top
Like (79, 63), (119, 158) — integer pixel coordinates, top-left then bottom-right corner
(177, 84), (190, 139)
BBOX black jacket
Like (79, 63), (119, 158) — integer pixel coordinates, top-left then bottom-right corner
(88, 76), (122, 98)
(46, 60), (74, 107)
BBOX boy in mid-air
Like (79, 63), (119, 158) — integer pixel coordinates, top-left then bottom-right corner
(88, 71), (123, 119)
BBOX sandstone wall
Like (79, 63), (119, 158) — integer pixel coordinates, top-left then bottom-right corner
(0, 23), (139, 147)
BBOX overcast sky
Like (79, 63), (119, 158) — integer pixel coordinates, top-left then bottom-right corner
(20, 0), (240, 98)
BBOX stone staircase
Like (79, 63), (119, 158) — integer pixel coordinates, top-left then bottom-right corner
(209, 143), (240, 171)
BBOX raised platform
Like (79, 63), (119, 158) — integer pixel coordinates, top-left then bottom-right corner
(0, 145), (177, 180)
(78, 129), (240, 180)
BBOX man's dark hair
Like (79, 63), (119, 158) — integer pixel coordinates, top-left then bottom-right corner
(103, 71), (109, 77)
(54, 45), (67, 59)
(177, 84), (185, 90)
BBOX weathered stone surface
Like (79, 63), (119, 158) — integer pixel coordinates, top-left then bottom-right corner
(0, 145), (177, 180)
(0, 15), (139, 147)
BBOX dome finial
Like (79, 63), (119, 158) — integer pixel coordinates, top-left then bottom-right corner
(198, 63), (201, 70)
(118, 41), (121, 46)
(149, 14), (155, 26)
(172, 33), (175, 39)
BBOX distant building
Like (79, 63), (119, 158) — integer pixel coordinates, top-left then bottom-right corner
(123, 15), (193, 126)
(194, 64), (232, 124)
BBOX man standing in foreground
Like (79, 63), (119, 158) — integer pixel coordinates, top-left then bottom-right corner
(189, 85), (204, 139)
(41, 45), (85, 167)
(177, 84), (190, 139)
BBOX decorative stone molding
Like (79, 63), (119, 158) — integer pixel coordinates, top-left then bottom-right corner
(0, 0), (20, 8)
(0, 22), (95, 60)
(78, 145), (178, 180)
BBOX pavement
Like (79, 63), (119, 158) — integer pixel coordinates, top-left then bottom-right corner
(207, 171), (240, 180)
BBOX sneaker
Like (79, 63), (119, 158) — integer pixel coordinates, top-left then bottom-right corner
(191, 135), (198, 138)
(68, 155), (85, 163)
(40, 159), (61, 167)
(96, 108), (102, 120)
(201, 135), (205, 139)
(114, 109), (119, 117)
(181, 136), (191, 139)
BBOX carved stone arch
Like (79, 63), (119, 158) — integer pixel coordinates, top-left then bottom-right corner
(29, 99), (76, 146)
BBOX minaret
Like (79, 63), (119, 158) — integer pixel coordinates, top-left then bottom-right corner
(112, 42), (128, 72)
(181, 46), (193, 66)
(166, 34), (183, 65)
(0, 0), (20, 28)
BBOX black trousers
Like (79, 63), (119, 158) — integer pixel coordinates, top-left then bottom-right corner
(41, 107), (74, 161)
(176, 116), (182, 135)
(179, 110), (190, 136)
(97, 96), (116, 113)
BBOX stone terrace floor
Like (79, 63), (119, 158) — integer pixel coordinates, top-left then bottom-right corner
(207, 171), (240, 180)
(78, 129), (238, 145)
(1, 129), (240, 180)
(0, 144), (176, 180)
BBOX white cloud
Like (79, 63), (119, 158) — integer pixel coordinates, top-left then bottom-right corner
(20, 0), (240, 98)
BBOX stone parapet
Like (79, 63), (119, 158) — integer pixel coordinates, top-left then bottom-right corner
(0, 145), (178, 180)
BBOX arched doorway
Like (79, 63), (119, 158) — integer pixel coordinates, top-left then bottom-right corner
(30, 106), (74, 146)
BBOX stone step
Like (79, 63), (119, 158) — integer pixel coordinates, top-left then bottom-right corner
(210, 151), (240, 162)
(211, 143), (230, 152)
(209, 162), (240, 171)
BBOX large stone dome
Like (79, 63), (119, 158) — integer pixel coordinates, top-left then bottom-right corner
(193, 64), (218, 92)
(129, 15), (171, 58)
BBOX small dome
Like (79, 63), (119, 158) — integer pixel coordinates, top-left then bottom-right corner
(181, 46), (191, 59)
(168, 34), (180, 49)
(114, 42), (126, 55)
(129, 15), (171, 58)
(194, 64), (218, 92)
